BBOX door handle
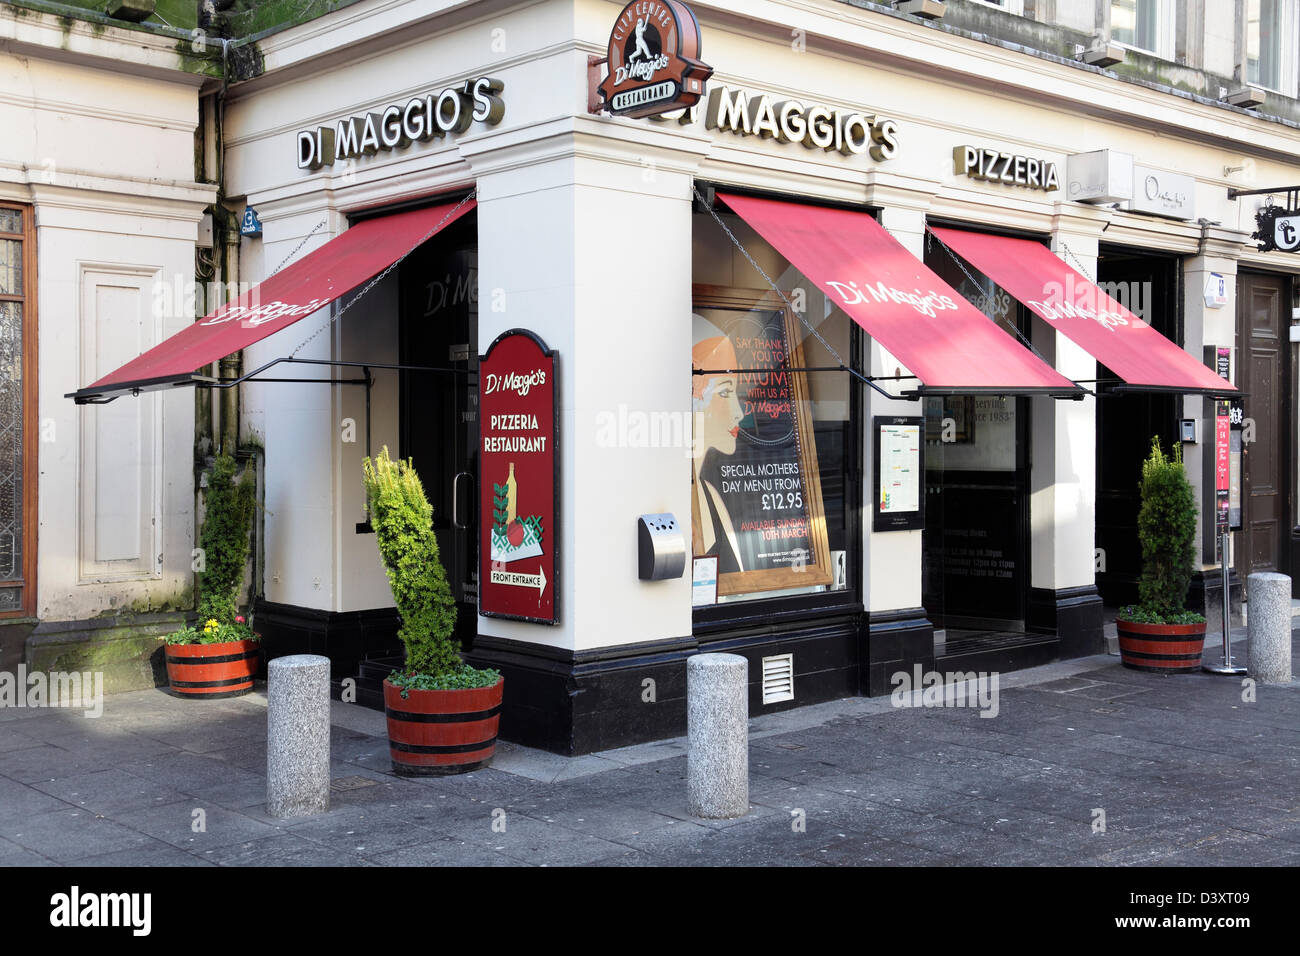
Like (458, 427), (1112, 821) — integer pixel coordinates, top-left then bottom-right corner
(452, 471), (473, 531)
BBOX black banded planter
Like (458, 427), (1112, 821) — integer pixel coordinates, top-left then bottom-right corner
(1116, 619), (1207, 673)
(165, 638), (260, 698)
(383, 676), (504, 776)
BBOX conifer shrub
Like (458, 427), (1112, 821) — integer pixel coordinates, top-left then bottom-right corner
(1119, 439), (1206, 626)
(362, 447), (498, 691)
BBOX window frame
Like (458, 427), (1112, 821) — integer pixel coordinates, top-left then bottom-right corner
(0, 201), (38, 620)
(964, 0), (1026, 16)
(1246, 0), (1300, 96)
(1110, 0), (1177, 61)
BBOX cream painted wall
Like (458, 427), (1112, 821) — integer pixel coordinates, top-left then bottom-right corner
(0, 55), (199, 186)
(0, 31), (214, 622)
(240, 208), (345, 612)
(334, 274), (401, 611)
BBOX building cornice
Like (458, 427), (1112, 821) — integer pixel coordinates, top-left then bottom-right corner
(0, 162), (216, 217)
(0, 4), (221, 88)
(690, 0), (1300, 163)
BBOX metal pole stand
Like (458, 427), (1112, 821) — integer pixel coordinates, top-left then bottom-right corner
(1204, 530), (1247, 675)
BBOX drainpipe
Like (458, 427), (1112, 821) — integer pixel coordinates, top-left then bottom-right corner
(220, 223), (240, 454)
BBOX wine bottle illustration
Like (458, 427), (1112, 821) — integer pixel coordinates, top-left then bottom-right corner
(505, 461), (518, 524)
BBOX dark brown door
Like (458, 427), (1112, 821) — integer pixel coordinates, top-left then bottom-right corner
(1236, 272), (1290, 576)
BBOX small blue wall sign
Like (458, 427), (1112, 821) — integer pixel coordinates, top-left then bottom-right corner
(240, 207), (263, 238)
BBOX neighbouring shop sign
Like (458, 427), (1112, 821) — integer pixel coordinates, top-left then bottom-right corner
(479, 330), (558, 625)
(1251, 203), (1300, 252)
(296, 77), (505, 171)
(597, 0), (713, 118)
(691, 304), (832, 596)
(1129, 166), (1195, 220)
(1066, 149), (1134, 203)
(953, 145), (1060, 191)
(1215, 397), (1230, 559)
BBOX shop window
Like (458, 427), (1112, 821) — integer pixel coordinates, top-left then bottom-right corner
(0, 203), (34, 617)
(1247, 0), (1299, 94)
(1111, 0), (1175, 59)
(691, 210), (858, 611)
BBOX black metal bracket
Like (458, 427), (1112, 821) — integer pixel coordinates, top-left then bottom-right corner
(196, 356), (469, 534)
(1227, 185), (1300, 203)
(693, 364), (920, 400)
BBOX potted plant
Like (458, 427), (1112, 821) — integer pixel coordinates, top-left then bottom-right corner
(1116, 439), (1208, 672)
(165, 454), (260, 697)
(362, 447), (502, 775)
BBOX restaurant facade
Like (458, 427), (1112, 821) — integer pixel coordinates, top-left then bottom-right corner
(46, 0), (1300, 754)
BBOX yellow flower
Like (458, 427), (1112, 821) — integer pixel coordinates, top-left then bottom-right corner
(204, 618), (219, 630)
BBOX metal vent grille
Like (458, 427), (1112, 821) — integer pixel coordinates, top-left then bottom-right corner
(761, 654), (794, 705)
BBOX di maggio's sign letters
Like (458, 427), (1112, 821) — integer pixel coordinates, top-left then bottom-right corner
(479, 330), (558, 625)
(597, 0), (713, 118)
(297, 77), (505, 170)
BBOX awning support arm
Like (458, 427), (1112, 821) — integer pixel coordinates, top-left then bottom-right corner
(198, 356), (470, 389)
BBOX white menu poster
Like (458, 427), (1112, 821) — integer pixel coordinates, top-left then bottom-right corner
(879, 423), (920, 514)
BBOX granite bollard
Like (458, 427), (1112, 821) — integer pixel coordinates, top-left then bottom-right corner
(267, 654), (331, 818)
(1247, 572), (1292, 685)
(687, 652), (748, 819)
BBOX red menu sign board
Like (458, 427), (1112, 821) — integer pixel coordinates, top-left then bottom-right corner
(479, 330), (558, 624)
(1214, 346), (1231, 562)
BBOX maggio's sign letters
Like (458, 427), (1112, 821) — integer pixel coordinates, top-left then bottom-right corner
(656, 86), (900, 162)
(597, 0), (713, 118)
(479, 330), (558, 625)
(297, 77), (505, 170)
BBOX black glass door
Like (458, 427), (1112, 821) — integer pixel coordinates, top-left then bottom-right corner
(399, 215), (479, 649)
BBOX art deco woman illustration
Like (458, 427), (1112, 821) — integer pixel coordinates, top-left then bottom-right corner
(692, 314), (746, 573)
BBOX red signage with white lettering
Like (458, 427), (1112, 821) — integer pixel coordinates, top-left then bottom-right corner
(597, 0), (712, 118)
(479, 330), (558, 624)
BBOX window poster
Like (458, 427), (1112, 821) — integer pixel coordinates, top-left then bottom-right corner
(873, 416), (924, 532)
(691, 292), (832, 597)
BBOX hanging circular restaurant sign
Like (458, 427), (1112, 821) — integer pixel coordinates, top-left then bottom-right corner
(1251, 203), (1300, 253)
(479, 330), (558, 625)
(597, 0), (713, 118)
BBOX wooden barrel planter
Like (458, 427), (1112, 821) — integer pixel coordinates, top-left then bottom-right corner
(383, 676), (504, 776)
(1116, 620), (1207, 673)
(165, 638), (260, 698)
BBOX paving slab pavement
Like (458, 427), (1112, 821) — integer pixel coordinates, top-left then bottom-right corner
(1, 631), (1296, 866)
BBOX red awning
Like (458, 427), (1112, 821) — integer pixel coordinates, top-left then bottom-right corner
(716, 193), (1079, 395)
(68, 199), (475, 403)
(928, 227), (1235, 395)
